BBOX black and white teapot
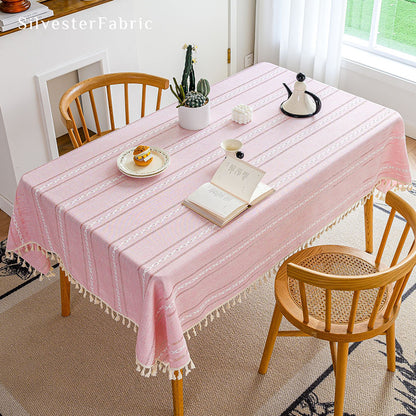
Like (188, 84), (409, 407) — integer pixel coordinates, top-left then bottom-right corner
(280, 73), (321, 118)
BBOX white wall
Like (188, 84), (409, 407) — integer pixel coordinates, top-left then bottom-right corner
(0, 0), (229, 214)
(235, 0), (256, 73)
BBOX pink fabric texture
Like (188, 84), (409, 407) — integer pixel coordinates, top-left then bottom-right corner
(7, 63), (411, 376)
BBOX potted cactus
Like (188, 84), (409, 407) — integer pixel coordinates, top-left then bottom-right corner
(171, 44), (211, 130)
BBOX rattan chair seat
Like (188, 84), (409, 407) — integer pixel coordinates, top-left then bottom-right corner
(288, 252), (389, 323)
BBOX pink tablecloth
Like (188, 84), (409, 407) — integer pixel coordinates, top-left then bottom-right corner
(6, 63), (411, 378)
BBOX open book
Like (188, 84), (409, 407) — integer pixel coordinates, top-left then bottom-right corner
(183, 157), (274, 227)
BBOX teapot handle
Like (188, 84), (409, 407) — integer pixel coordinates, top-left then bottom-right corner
(305, 91), (321, 116)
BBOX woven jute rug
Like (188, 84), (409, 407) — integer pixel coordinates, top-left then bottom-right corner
(1, 187), (416, 416)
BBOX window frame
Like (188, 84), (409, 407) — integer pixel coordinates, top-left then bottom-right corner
(343, 0), (416, 69)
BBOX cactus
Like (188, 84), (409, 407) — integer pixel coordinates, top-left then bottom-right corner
(170, 77), (186, 107)
(171, 43), (210, 107)
(181, 45), (195, 94)
(184, 91), (207, 108)
(197, 79), (210, 97)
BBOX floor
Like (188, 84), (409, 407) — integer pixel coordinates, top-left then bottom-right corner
(1, 137), (416, 241)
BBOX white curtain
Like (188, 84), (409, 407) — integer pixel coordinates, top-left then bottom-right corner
(255, 0), (347, 86)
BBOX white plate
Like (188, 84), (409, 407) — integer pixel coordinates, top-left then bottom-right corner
(117, 147), (170, 178)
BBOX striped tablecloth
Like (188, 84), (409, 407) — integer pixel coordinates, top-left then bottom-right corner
(6, 63), (411, 379)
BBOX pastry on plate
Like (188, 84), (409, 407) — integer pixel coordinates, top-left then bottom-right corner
(133, 145), (153, 166)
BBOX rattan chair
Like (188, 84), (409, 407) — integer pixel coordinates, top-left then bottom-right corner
(259, 191), (416, 416)
(59, 72), (169, 149)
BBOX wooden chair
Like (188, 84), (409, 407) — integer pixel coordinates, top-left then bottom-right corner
(59, 72), (169, 149)
(259, 191), (416, 416)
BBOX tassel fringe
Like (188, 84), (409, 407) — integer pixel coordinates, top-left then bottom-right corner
(3, 180), (411, 379)
(180, 180), (411, 344)
(135, 358), (196, 380)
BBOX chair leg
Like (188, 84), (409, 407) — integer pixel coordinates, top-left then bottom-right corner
(334, 342), (349, 416)
(259, 304), (283, 375)
(364, 195), (373, 253)
(386, 323), (396, 372)
(60, 267), (71, 317)
(171, 371), (184, 416)
(329, 341), (337, 376)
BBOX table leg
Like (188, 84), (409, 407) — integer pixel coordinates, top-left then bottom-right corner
(171, 371), (184, 416)
(60, 267), (71, 317)
(364, 195), (373, 253)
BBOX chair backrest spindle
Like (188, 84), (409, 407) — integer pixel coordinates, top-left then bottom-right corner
(368, 285), (386, 330)
(375, 209), (396, 266)
(325, 289), (332, 331)
(88, 90), (102, 136)
(347, 290), (360, 333)
(298, 281), (309, 324)
(106, 85), (115, 131)
(67, 106), (82, 148)
(74, 96), (91, 143)
(124, 83), (129, 125)
(60, 72), (169, 150)
(141, 84), (147, 118)
(390, 223), (410, 267)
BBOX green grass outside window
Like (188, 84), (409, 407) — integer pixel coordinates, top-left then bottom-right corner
(345, 0), (416, 57)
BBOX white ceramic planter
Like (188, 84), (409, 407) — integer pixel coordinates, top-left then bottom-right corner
(178, 100), (210, 130)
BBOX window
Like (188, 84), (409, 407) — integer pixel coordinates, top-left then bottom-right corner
(344, 0), (416, 67)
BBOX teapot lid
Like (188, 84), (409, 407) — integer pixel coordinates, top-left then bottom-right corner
(296, 73), (306, 82)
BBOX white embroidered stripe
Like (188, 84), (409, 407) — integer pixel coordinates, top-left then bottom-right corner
(141, 105), (390, 285)
(81, 81), (331, 307)
(156, 141), (408, 324)
(5, 181), (410, 380)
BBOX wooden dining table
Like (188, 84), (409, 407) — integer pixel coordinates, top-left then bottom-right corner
(6, 63), (412, 415)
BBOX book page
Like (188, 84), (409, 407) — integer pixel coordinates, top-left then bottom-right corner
(249, 182), (274, 205)
(186, 182), (246, 219)
(211, 157), (265, 203)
